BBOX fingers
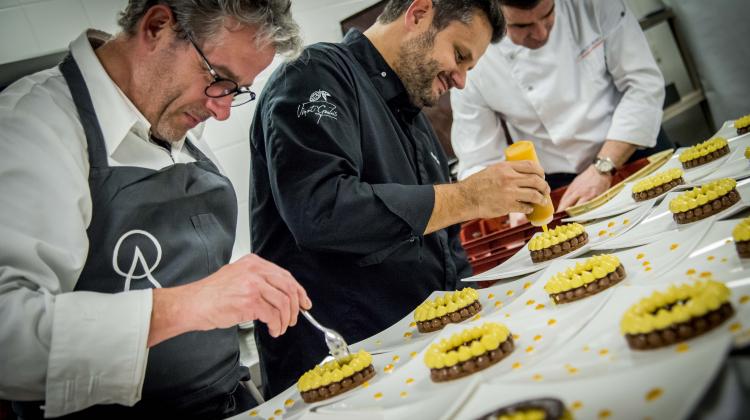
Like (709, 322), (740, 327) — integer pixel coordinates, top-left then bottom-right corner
(256, 280), (291, 337)
(557, 190), (579, 211)
(515, 187), (546, 207)
(508, 160), (545, 178)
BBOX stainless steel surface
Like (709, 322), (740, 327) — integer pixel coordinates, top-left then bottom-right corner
(301, 310), (351, 361)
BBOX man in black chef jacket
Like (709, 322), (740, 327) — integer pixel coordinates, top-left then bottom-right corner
(250, 0), (551, 396)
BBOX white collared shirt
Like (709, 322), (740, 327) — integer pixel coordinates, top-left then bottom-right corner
(0, 30), (219, 417)
(451, 0), (665, 179)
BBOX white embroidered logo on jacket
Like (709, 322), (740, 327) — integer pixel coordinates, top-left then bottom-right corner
(297, 89), (338, 124)
(112, 229), (163, 291)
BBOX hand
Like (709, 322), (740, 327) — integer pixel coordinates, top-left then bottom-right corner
(185, 254), (310, 338)
(461, 161), (550, 219)
(558, 165), (613, 211)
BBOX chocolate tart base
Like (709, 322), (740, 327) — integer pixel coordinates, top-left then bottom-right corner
(681, 145), (730, 169)
(550, 265), (626, 304)
(625, 302), (734, 350)
(474, 398), (568, 420)
(300, 365), (375, 403)
(429, 336), (514, 382)
(672, 188), (740, 224)
(417, 301), (482, 333)
(738, 126), (749, 136)
(736, 240), (750, 258)
(632, 177), (685, 202)
(530, 232), (589, 263)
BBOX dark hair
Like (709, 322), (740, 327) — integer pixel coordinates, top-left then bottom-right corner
(497, 0), (542, 9)
(378, 0), (505, 43)
(118, 0), (302, 57)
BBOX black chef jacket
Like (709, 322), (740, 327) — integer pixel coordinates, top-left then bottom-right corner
(249, 29), (472, 397)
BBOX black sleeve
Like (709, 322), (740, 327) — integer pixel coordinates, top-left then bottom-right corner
(255, 50), (434, 256)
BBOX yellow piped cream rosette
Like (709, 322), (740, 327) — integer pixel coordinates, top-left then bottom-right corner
(620, 280), (734, 350)
(631, 168), (684, 201)
(733, 217), (750, 258)
(424, 322), (514, 382)
(678, 137), (729, 168)
(668, 178), (738, 224)
(413, 288), (481, 333)
(544, 254), (625, 304)
(297, 349), (375, 403)
(528, 223), (587, 263)
(735, 114), (750, 134)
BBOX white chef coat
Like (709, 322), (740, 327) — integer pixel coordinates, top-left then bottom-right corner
(451, 0), (665, 179)
(0, 30), (221, 417)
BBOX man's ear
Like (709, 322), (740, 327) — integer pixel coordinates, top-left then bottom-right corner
(136, 4), (175, 52)
(402, 0), (434, 33)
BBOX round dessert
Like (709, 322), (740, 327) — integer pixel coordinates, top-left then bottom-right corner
(678, 137), (729, 169)
(621, 280), (734, 350)
(732, 217), (750, 258)
(474, 398), (572, 420)
(414, 288), (482, 333)
(544, 254), (626, 304)
(631, 168), (684, 201)
(424, 322), (514, 382)
(297, 350), (375, 403)
(736, 114), (750, 136)
(668, 178), (740, 224)
(528, 223), (588, 263)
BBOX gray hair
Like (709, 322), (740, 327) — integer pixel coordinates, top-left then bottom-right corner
(118, 0), (302, 57)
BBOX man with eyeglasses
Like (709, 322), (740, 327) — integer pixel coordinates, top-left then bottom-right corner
(0, 1), (309, 418)
(251, 0), (550, 396)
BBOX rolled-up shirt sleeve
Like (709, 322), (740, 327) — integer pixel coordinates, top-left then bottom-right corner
(599, 0), (665, 147)
(450, 73), (506, 180)
(256, 55), (435, 255)
(0, 93), (150, 416)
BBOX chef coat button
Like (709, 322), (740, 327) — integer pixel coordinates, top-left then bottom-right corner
(381, 71), (387, 77)
(527, 86), (534, 91)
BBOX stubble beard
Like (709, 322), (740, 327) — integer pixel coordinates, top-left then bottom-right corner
(395, 29), (442, 108)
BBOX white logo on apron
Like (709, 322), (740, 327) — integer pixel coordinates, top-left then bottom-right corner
(112, 229), (163, 291)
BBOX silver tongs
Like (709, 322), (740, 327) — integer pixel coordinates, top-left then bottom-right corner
(301, 310), (351, 361)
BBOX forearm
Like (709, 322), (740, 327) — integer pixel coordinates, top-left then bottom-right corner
(148, 285), (202, 347)
(425, 183), (474, 234)
(598, 139), (637, 168)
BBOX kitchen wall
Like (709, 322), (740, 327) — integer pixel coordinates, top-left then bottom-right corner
(0, 0), (718, 260)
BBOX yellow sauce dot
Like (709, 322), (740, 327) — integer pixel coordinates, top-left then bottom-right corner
(676, 343), (690, 353)
(726, 239), (732, 244)
(623, 219), (630, 225)
(524, 282), (532, 289)
(645, 267), (652, 272)
(598, 230), (607, 237)
(373, 392), (383, 400)
(637, 253), (645, 260)
(599, 409), (612, 419)
(405, 378), (414, 384)
(249, 410), (258, 417)
(506, 290), (514, 296)
(599, 349), (609, 356)
(472, 314), (482, 320)
(532, 374), (543, 381)
(707, 255), (715, 261)
(608, 222), (615, 228)
(513, 334), (520, 340)
(642, 261), (650, 266)
(400, 391), (408, 398)
(740, 295), (750, 304)
(494, 301), (503, 308)
(670, 243), (679, 251)
(403, 332), (412, 339)
(392, 355), (400, 362)
(410, 351), (417, 358)
(384, 364), (394, 373)
(646, 388), (663, 402)
(512, 362), (522, 369)
(533, 334), (542, 341)
(700, 271), (712, 278)
(274, 409), (284, 416)
(608, 232), (615, 237)
(362, 381), (370, 388)
(375, 340), (382, 345)
(284, 399), (294, 407)
(548, 318), (557, 326)
(686, 269), (696, 275)
(268, 417), (275, 420)
(526, 299), (535, 305)
(525, 346), (534, 353)
(582, 345), (590, 352)
(409, 321), (416, 328)
(730, 322), (742, 332)
(535, 303), (545, 310)
(572, 401), (583, 410)
(505, 313), (511, 318)
(721, 257), (728, 263)
(488, 293), (495, 299)
(567, 366), (578, 374)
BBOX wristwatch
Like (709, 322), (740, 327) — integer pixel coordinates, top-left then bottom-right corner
(592, 156), (616, 176)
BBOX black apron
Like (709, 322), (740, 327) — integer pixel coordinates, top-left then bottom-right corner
(13, 53), (253, 419)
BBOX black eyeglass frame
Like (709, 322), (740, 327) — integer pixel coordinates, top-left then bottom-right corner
(186, 32), (256, 107)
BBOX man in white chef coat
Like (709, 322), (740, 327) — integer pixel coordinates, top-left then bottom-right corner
(0, 1), (310, 418)
(451, 0), (669, 213)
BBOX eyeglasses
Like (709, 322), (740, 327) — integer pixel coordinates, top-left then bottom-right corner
(186, 33), (256, 107)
